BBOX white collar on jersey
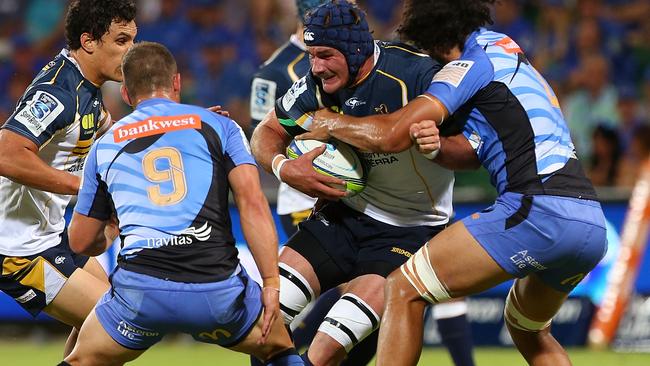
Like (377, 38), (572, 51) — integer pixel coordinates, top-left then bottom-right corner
(290, 34), (307, 51)
(58, 48), (86, 78)
(373, 40), (380, 66)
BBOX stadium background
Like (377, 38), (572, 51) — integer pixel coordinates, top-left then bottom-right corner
(1, 0), (650, 364)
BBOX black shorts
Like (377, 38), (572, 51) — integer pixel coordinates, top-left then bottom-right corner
(286, 201), (444, 292)
(0, 231), (90, 316)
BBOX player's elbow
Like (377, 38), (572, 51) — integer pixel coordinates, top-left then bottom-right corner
(67, 224), (94, 256)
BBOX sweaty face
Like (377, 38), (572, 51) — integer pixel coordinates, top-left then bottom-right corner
(94, 20), (137, 83)
(308, 46), (349, 93)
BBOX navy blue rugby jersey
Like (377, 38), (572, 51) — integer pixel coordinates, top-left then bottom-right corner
(0, 49), (110, 256)
(426, 29), (596, 199)
(275, 41), (455, 228)
(76, 98), (256, 282)
(250, 35), (311, 129)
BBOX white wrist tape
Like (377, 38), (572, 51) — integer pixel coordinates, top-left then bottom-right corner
(422, 149), (439, 160)
(272, 154), (289, 182)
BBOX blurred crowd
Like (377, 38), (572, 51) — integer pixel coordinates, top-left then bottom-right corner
(1, 0), (649, 189)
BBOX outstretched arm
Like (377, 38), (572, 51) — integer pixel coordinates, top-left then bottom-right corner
(298, 94), (448, 153)
(229, 163), (279, 343)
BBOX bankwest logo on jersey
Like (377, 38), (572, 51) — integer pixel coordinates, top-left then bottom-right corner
(114, 114), (201, 143)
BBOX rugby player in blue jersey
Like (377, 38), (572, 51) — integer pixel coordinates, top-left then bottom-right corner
(59, 42), (302, 366)
(300, 0), (608, 365)
(0, 0), (136, 357)
(252, 1), (475, 365)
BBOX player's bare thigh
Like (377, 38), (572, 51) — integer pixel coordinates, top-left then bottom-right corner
(44, 257), (109, 329)
(280, 245), (322, 296)
(64, 309), (144, 366)
(422, 221), (512, 297)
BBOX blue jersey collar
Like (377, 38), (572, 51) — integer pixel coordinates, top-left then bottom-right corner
(463, 29), (482, 52)
(135, 98), (175, 110)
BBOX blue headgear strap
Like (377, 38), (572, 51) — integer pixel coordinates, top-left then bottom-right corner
(296, 0), (328, 22)
(303, 0), (373, 86)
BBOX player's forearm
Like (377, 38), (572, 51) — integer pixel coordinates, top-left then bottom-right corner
(250, 112), (292, 173)
(0, 148), (80, 194)
(435, 135), (481, 170)
(326, 112), (412, 153)
(237, 193), (280, 282)
(68, 213), (110, 256)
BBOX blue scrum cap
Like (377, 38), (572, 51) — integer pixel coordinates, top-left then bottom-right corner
(296, 0), (328, 22)
(303, 0), (373, 85)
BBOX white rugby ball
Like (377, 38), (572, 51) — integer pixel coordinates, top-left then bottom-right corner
(286, 139), (366, 196)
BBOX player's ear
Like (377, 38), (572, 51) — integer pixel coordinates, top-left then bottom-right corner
(120, 84), (133, 107)
(172, 73), (181, 93)
(79, 32), (96, 53)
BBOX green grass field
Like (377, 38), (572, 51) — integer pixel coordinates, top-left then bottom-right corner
(3, 340), (649, 365)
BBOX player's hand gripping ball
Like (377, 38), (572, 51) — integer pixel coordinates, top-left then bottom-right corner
(287, 139), (366, 196)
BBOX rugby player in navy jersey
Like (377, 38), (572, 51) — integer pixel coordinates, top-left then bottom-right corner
(249, 2), (380, 365)
(0, 0), (136, 356)
(300, 1), (608, 365)
(251, 1), (475, 365)
(60, 42), (303, 366)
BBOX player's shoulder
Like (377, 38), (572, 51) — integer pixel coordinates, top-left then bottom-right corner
(30, 53), (85, 98)
(376, 41), (438, 75)
(379, 41), (434, 64)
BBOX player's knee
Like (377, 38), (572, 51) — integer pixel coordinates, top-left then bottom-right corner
(317, 293), (380, 352)
(279, 263), (315, 324)
(503, 286), (551, 333)
(399, 245), (452, 304)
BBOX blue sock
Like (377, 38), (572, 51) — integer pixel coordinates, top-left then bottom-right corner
(437, 314), (475, 366)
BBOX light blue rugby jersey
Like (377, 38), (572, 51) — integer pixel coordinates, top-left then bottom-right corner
(428, 29), (595, 199)
(76, 98), (256, 282)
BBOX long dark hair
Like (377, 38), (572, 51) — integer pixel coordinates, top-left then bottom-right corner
(398, 0), (495, 57)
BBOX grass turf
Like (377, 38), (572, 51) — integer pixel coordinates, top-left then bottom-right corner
(3, 340), (650, 365)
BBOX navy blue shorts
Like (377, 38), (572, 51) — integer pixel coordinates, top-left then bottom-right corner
(0, 233), (89, 316)
(289, 201), (444, 290)
(95, 266), (262, 350)
(462, 192), (608, 292)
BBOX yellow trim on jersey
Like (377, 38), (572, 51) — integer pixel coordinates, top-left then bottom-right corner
(296, 113), (312, 127)
(48, 61), (66, 84)
(287, 53), (306, 83)
(376, 70), (408, 106)
(384, 45), (428, 57)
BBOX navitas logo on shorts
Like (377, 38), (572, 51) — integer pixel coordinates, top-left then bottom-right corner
(114, 114), (201, 143)
(146, 223), (212, 248)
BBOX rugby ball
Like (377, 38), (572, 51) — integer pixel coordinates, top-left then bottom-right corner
(286, 139), (366, 196)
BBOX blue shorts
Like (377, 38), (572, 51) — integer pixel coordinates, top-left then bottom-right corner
(462, 192), (608, 293)
(95, 265), (262, 350)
